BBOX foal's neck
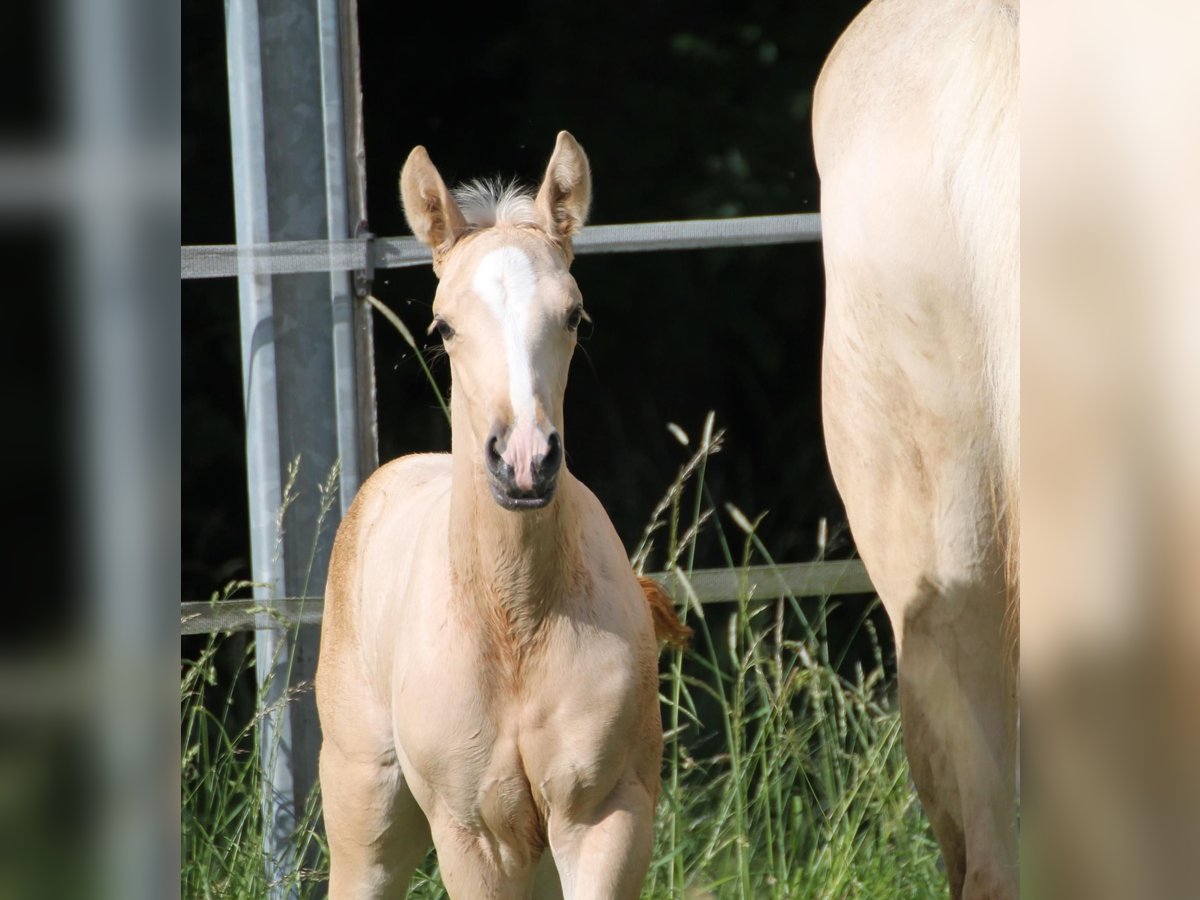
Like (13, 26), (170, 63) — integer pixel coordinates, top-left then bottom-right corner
(447, 405), (581, 625)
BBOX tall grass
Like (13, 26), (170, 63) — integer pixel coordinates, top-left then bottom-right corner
(182, 455), (339, 899)
(182, 302), (940, 896)
(182, 597), (328, 899)
(635, 416), (942, 898)
(180, 419), (939, 897)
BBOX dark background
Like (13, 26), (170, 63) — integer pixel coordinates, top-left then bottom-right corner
(183, 2), (871, 629)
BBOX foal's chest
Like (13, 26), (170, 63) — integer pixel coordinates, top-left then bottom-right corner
(393, 623), (645, 838)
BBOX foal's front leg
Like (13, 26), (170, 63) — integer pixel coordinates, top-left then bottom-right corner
(547, 778), (656, 900)
(426, 814), (541, 900)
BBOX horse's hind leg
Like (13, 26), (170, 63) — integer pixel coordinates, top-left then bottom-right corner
(896, 576), (1018, 900)
(829, 469), (1019, 897)
(822, 321), (1017, 898)
(320, 740), (431, 899)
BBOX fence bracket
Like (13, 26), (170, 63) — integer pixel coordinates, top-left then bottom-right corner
(353, 220), (374, 299)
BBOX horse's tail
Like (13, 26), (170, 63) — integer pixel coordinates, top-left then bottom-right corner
(935, 1), (1021, 654)
(637, 576), (693, 648)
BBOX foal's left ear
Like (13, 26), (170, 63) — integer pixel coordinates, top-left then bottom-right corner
(535, 131), (591, 262)
(400, 145), (468, 275)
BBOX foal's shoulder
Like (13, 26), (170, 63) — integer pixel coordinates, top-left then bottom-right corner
(360, 452), (452, 495)
(344, 453), (452, 526)
(566, 477), (622, 545)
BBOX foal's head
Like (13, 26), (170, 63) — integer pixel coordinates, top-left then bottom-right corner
(401, 132), (591, 511)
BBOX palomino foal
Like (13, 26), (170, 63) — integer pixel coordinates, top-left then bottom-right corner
(814, 2), (1018, 898)
(316, 132), (686, 899)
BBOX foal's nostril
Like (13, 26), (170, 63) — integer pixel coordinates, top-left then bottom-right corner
(538, 431), (563, 478)
(485, 429), (505, 474)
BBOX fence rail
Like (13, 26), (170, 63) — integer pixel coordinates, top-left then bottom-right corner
(180, 559), (872, 635)
(179, 213), (822, 280)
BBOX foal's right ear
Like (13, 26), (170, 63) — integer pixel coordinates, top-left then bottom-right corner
(535, 131), (591, 263)
(400, 146), (468, 275)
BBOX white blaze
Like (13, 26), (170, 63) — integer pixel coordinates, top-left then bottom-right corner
(472, 246), (538, 424)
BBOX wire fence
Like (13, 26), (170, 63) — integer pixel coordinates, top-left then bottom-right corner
(179, 210), (849, 637)
(180, 213), (822, 279)
(179, 210), (843, 636)
(181, 560), (872, 635)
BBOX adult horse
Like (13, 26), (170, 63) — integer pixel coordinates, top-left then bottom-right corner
(316, 132), (688, 898)
(814, 1), (1019, 897)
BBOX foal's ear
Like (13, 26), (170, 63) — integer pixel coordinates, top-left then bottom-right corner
(400, 146), (468, 274)
(535, 131), (591, 260)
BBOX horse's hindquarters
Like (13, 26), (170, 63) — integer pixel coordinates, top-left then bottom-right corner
(820, 191), (1019, 900)
(815, 1), (1019, 896)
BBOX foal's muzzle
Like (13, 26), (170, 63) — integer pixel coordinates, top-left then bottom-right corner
(484, 424), (562, 510)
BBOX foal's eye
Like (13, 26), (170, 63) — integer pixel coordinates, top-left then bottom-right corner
(566, 307), (584, 332)
(432, 318), (455, 341)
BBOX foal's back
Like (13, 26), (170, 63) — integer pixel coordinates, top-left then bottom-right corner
(320, 454), (452, 691)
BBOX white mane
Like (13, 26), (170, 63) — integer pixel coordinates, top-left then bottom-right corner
(452, 178), (540, 229)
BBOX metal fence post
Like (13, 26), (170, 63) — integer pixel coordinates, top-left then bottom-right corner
(225, 0), (373, 893)
(334, 0), (379, 492)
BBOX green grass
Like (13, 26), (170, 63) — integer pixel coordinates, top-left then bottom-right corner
(633, 417), (942, 898)
(183, 309), (940, 897)
(180, 417), (941, 898)
(181, 589), (325, 898)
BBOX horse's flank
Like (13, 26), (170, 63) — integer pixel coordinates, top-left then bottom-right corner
(817, 0), (1019, 605)
(932, 1), (1021, 627)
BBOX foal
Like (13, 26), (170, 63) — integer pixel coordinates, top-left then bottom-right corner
(316, 132), (685, 899)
